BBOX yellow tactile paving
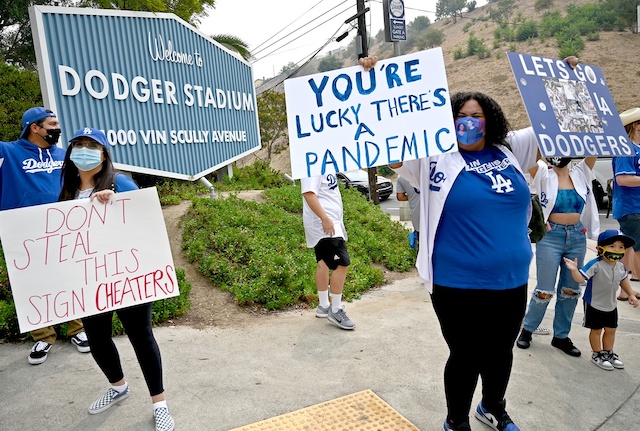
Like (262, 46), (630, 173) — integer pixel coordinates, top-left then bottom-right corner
(229, 389), (420, 431)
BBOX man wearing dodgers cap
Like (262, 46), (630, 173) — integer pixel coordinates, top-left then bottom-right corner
(611, 107), (640, 300)
(0, 107), (90, 364)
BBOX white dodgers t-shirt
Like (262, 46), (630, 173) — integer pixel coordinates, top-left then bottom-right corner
(300, 173), (347, 248)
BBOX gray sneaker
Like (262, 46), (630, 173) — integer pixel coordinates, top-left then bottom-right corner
(88, 386), (130, 414)
(327, 308), (355, 330)
(605, 351), (624, 369)
(591, 351), (614, 371)
(315, 305), (330, 318)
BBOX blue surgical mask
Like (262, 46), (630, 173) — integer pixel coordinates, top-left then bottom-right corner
(70, 148), (102, 171)
(455, 116), (486, 145)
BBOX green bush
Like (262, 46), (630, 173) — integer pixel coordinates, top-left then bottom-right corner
(377, 165), (395, 178)
(566, 3), (617, 32)
(463, 22), (473, 33)
(558, 34), (585, 58)
(453, 48), (466, 60)
(0, 64), (43, 142)
(182, 186), (415, 311)
(539, 10), (566, 38)
(216, 160), (290, 191)
(515, 20), (539, 41)
(467, 32), (490, 58)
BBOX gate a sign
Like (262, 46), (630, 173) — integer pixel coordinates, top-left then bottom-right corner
(30, 6), (260, 180)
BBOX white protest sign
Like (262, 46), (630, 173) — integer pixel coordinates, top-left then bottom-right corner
(0, 187), (178, 333)
(285, 48), (457, 179)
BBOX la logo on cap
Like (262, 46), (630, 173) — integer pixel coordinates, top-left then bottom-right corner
(83, 127), (92, 134)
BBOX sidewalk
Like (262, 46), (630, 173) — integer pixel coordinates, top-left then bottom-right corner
(1, 228), (640, 430)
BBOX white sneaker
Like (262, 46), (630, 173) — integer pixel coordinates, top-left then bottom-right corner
(591, 351), (614, 370)
(28, 340), (52, 365)
(605, 351), (624, 369)
(71, 331), (91, 353)
(533, 326), (550, 335)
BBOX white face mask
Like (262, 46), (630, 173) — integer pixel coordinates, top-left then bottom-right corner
(70, 148), (102, 171)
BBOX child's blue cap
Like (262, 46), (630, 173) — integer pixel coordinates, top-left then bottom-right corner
(597, 229), (635, 249)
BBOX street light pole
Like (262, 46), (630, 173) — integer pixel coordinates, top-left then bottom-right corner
(356, 0), (379, 205)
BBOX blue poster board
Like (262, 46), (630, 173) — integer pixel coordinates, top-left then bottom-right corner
(507, 52), (632, 158)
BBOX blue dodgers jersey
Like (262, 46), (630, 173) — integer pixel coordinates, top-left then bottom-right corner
(612, 143), (640, 219)
(433, 146), (533, 289)
(115, 173), (138, 192)
(0, 139), (65, 210)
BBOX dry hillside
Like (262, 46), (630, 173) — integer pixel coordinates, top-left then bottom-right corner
(239, 0), (640, 174)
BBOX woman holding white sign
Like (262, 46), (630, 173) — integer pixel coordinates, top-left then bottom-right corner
(58, 128), (174, 431)
(391, 92), (539, 431)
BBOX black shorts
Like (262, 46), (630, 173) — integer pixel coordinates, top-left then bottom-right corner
(583, 302), (618, 329)
(314, 237), (351, 270)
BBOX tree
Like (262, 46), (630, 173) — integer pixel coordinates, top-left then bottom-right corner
(84, 0), (215, 25)
(0, 0), (72, 69)
(415, 28), (445, 49)
(487, 0), (516, 24)
(0, 1), (255, 70)
(317, 55), (343, 72)
(256, 91), (288, 160)
(279, 62), (298, 75)
(435, 0), (467, 24)
(408, 16), (431, 33)
(0, 63), (43, 141)
(212, 34), (251, 60)
(604, 0), (639, 33)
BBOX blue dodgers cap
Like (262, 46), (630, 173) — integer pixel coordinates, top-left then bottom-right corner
(70, 127), (109, 150)
(21, 107), (57, 138)
(597, 229), (635, 249)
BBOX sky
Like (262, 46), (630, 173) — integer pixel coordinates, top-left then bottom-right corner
(198, 0), (488, 80)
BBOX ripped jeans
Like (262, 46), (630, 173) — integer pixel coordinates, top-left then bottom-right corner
(522, 221), (586, 339)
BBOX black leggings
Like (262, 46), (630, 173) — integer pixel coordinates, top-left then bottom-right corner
(432, 284), (526, 424)
(82, 303), (164, 397)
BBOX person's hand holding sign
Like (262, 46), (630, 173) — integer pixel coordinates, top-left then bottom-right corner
(90, 189), (114, 204)
(358, 56), (378, 71)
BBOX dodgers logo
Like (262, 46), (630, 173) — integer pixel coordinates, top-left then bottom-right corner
(540, 191), (549, 208)
(327, 174), (338, 190)
(429, 161), (445, 191)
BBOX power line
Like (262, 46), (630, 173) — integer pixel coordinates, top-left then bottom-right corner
(252, 0), (331, 53)
(252, 0), (351, 59)
(253, 2), (354, 63)
(256, 21), (349, 96)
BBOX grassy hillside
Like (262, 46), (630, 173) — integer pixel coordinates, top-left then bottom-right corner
(255, 0), (639, 174)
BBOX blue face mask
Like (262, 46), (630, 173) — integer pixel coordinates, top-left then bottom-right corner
(70, 148), (102, 171)
(455, 116), (486, 145)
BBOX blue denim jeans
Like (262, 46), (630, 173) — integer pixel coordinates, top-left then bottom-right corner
(522, 221), (586, 339)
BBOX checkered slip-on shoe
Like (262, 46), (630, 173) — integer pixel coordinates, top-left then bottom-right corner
(154, 406), (175, 431)
(88, 386), (130, 414)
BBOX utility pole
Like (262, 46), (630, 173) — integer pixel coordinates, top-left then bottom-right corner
(356, 0), (379, 205)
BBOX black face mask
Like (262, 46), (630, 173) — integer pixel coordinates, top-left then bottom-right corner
(548, 157), (571, 168)
(41, 128), (62, 146)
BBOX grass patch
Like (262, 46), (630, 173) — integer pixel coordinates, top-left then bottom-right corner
(182, 185), (415, 310)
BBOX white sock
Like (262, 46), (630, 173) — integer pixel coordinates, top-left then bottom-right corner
(153, 400), (168, 411)
(330, 293), (342, 312)
(112, 382), (128, 393)
(318, 290), (330, 308)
